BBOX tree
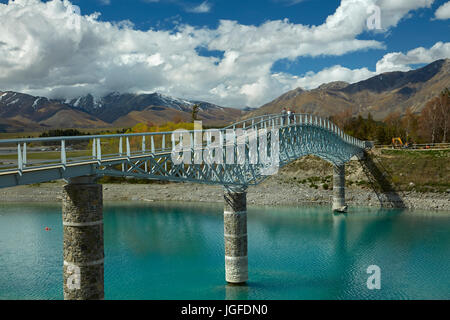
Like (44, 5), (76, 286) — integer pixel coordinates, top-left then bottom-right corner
(437, 88), (450, 143)
(331, 109), (352, 129)
(401, 107), (419, 143)
(191, 104), (200, 122)
(384, 111), (404, 141)
(367, 112), (376, 135)
(420, 97), (441, 144)
(376, 124), (389, 145)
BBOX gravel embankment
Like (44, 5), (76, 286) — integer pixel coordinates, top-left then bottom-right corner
(0, 178), (448, 211)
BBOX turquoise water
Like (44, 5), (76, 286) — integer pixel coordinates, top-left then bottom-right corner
(0, 202), (449, 300)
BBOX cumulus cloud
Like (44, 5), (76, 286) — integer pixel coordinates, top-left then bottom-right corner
(294, 66), (376, 90)
(0, 0), (441, 108)
(376, 42), (450, 73)
(377, 0), (434, 27)
(435, 1), (450, 19)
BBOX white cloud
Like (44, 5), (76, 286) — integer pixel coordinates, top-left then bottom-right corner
(0, 0), (442, 108)
(376, 41), (450, 73)
(435, 1), (450, 19)
(187, 1), (212, 13)
(377, 0), (434, 27)
(272, 0), (305, 6)
(294, 66), (376, 90)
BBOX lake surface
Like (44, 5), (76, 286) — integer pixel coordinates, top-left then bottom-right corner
(0, 202), (449, 300)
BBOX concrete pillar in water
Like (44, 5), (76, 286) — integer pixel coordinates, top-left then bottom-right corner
(332, 164), (348, 213)
(223, 186), (248, 284)
(62, 176), (104, 300)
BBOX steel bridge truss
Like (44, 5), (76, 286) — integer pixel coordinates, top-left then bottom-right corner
(0, 114), (369, 188)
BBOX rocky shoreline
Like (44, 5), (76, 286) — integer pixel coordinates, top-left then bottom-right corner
(0, 178), (449, 212)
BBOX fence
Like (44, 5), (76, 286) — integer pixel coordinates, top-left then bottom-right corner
(374, 143), (450, 150)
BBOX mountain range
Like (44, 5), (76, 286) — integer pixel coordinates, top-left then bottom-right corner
(0, 59), (449, 133)
(248, 59), (450, 121)
(0, 91), (245, 132)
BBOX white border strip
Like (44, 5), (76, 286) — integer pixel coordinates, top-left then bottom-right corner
(63, 220), (103, 227)
(224, 233), (248, 238)
(225, 255), (248, 260)
(224, 211), (247, 215)
(64, 259), (104, 267)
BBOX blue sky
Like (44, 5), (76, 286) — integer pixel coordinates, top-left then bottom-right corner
(66, 0), (450, 73)
(0, 0), (449, 107)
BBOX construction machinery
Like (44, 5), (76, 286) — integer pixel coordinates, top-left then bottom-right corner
(392, 138), (404, 149)
(391, 138), (413, 149)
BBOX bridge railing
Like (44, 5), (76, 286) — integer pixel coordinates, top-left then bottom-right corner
(0, 113), (366, 175)
(227, 113), (366, 149)
(0, 131), (178, 173)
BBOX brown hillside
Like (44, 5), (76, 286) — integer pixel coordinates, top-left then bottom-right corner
(247, 59), (450, 120)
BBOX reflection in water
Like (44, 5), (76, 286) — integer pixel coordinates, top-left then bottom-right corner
(0, 202), (449, 300)
(225, 283), (249, 300)
(332, 213), (347, 252)
(331, 213), (350, 298)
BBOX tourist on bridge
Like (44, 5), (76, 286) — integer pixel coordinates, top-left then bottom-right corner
(281, 107), (287, 124)
(287, 108), (292, 123)
(290, 110), (295, 123)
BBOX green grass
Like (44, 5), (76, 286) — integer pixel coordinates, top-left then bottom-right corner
(281, 150), (449, 193)
(376, 149), (450, 192)
(0, 150), (89, 161)
(381, 149), (450, 157)
(0, 132), (42, 139)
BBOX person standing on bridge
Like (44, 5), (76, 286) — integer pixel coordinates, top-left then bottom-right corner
(287, 108), (292, 124)
(281, 107), (287, 125)
(290, 110), (295, 123)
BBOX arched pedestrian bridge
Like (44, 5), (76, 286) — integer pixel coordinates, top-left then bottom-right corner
(0, 113), (369, 188)
(0, 113), (372, 299)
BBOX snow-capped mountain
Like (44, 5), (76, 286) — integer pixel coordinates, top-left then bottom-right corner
(61, 92), (227, 123)
(0, 91), (245, 132)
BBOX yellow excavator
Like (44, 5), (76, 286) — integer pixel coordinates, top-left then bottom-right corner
(392, 138), (412, 149)
(392, 138), (403, 149)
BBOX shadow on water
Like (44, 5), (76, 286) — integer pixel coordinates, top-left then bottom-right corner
(359, 151), (407, 209)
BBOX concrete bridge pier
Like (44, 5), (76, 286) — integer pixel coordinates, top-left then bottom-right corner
(62, 176), (104, 300)
(223, 185), (248, 284)
(332, 164), (348, 213)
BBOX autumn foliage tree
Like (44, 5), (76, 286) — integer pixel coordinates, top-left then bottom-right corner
(419, 89), (449, 143)
(329, 89), (449, 145)
(437, 88), (449, 142)
(401, 107), (419, 143)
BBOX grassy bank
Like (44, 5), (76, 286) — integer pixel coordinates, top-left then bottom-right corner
(377, 149), (450, 192)
(279, 149), (450, 193)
